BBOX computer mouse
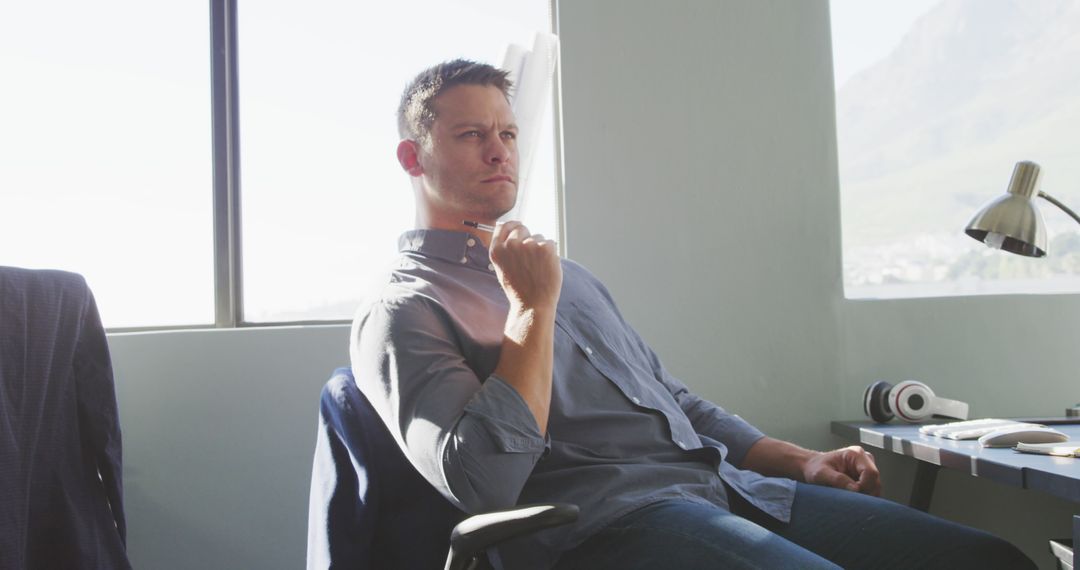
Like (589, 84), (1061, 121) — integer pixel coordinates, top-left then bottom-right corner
(977, 425), (1069, 448)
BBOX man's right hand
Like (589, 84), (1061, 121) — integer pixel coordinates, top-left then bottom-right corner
(489, 221), (562, 312)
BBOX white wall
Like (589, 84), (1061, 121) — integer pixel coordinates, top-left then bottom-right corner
(104, 1), (1073, 568)
(558, 0), (843, 448)
(109, 325), (349, 569)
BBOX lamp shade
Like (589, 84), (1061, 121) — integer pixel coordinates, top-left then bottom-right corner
(964, 161), (1047, 257)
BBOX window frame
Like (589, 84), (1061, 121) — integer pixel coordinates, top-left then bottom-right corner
(829, 0), (1080, 302)
(108, 0), (564, 332)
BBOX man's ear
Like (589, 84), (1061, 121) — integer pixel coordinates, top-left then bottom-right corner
(397, 140), (423, 177)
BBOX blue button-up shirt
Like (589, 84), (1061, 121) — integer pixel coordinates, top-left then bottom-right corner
(350, 229), (796, 569)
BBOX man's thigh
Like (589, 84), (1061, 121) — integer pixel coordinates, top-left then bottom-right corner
(553, 499), (839, 570)
(734, 482), (1035, 570)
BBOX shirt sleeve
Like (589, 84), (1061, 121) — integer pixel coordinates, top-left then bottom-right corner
(350, 297), (547, 513)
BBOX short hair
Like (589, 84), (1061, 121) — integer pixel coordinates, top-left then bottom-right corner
(397, 59), (513, 144)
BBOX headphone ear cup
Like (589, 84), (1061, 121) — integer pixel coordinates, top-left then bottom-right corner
(863, 381), (894, 423)
(891, 380), (935, 423)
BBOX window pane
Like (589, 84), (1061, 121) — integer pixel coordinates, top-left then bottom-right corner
(0, 1), (213, 327)
(832, 0), (1080, 298)
(238, 0), (557, 323)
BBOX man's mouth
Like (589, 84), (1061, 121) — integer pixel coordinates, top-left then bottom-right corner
(481, 175), (515, 183)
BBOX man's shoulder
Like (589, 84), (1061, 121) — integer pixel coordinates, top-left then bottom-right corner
(353, 251), (501, 331)
(349, 284), (449, 361)
(353, 270), (441, 323)
(559, 257), (613, 297)
(559, 257), (599, 282)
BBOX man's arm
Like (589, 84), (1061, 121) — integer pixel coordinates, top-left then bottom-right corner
(488, 221), (562, 435)
(660, 355), (882, 496)
(742, 437), (881, 496)
(353, 298), (547, 513)
(350, 222), (560, 514)
(590, 275), (882, 495)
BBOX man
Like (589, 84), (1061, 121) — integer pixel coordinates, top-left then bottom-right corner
(350, 59), (1034, 569)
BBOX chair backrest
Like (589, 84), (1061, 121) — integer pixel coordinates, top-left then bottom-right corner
(307, 367), (466, 569)
(0, 266), (131, 570)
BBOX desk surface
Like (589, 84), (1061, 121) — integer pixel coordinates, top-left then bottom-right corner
(832, 421), (1080, 503)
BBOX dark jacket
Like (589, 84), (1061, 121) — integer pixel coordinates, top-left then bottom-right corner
(0, 267), (131, 570)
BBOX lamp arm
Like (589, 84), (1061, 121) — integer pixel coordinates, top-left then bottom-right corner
(1038, 191), (1080, 227)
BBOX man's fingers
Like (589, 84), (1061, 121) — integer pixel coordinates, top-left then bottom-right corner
(522, 235), (557, 250)
(834, 446), (881, 496)
(490, 221), (559, 269)
(825, 469), (859, 491)
(808, 446), (884, 494)
(507, 224), (531, 242)
(487, 219), (563, 311)
(494, 223), (532, 252)
(522, 233), (547, 245)
(857, 468), (882, 496)
(494, 221), (557, 256)
(491, 221), (527, 265)
(852, 449), (881, 496)
(491, 221), (523, 248)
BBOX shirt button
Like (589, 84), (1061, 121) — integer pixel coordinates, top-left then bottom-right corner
(584, 346), (593, 355)
(487, 263), (494, 271)
(460, 256), (468, 264)
(631, 396), (641, 405)
(466, 238), (477, 247)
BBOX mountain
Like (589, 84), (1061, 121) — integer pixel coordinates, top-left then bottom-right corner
(835, 0), (1080, 248)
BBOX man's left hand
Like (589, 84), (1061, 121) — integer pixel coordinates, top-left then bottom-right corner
(802, 445), (881, 496)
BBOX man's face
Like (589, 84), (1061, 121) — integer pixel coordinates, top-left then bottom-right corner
(417, 84), (519, 222)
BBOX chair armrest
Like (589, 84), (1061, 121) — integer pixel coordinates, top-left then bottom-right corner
(445, 503), (579, 570)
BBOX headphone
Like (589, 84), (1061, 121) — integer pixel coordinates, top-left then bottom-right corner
(863, 380), (970, 423)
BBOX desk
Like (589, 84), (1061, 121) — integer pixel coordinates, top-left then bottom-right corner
(832, 421), (1080, 568)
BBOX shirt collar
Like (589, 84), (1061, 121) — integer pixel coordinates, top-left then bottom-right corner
(399, 229), (495, 272)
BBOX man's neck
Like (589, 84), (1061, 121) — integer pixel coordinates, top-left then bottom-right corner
(416, 217), (496, 248)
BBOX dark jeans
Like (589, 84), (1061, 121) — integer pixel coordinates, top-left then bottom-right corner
(553, 483), (1035, 569)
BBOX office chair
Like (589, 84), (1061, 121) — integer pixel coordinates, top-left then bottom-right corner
(307, 367), (578, 570)
(0, 267), (131, 569)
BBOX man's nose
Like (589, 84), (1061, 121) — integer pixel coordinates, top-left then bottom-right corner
(485, 137), (511, 164)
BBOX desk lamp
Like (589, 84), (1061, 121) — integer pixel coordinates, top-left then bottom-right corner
(965, 160), (1080, 419)
(964, 160), (1080, 256)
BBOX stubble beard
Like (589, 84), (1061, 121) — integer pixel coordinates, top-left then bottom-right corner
(459, 183), (517, 221)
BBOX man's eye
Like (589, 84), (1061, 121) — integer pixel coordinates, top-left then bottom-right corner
(461, 131), (481, 138)
(502, 131), (517, 140)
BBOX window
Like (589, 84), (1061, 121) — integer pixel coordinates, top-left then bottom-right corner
(0, 1), (214, 328)
(0, 0), (560, 328)
(832, 0), (1080, 299)
(237, 0), (559, 322)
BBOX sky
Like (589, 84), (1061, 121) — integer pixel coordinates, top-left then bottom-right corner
(830, 0), (942, 89)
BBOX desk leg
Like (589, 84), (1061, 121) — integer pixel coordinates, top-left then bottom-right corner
(1073, 515), (1077, 569)
(909, 462), (939, 512)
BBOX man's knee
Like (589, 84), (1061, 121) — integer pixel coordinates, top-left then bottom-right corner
(935, 528), (1035, 570)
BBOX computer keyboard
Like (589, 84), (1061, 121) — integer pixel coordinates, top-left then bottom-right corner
(918, 418), (1044, 440)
